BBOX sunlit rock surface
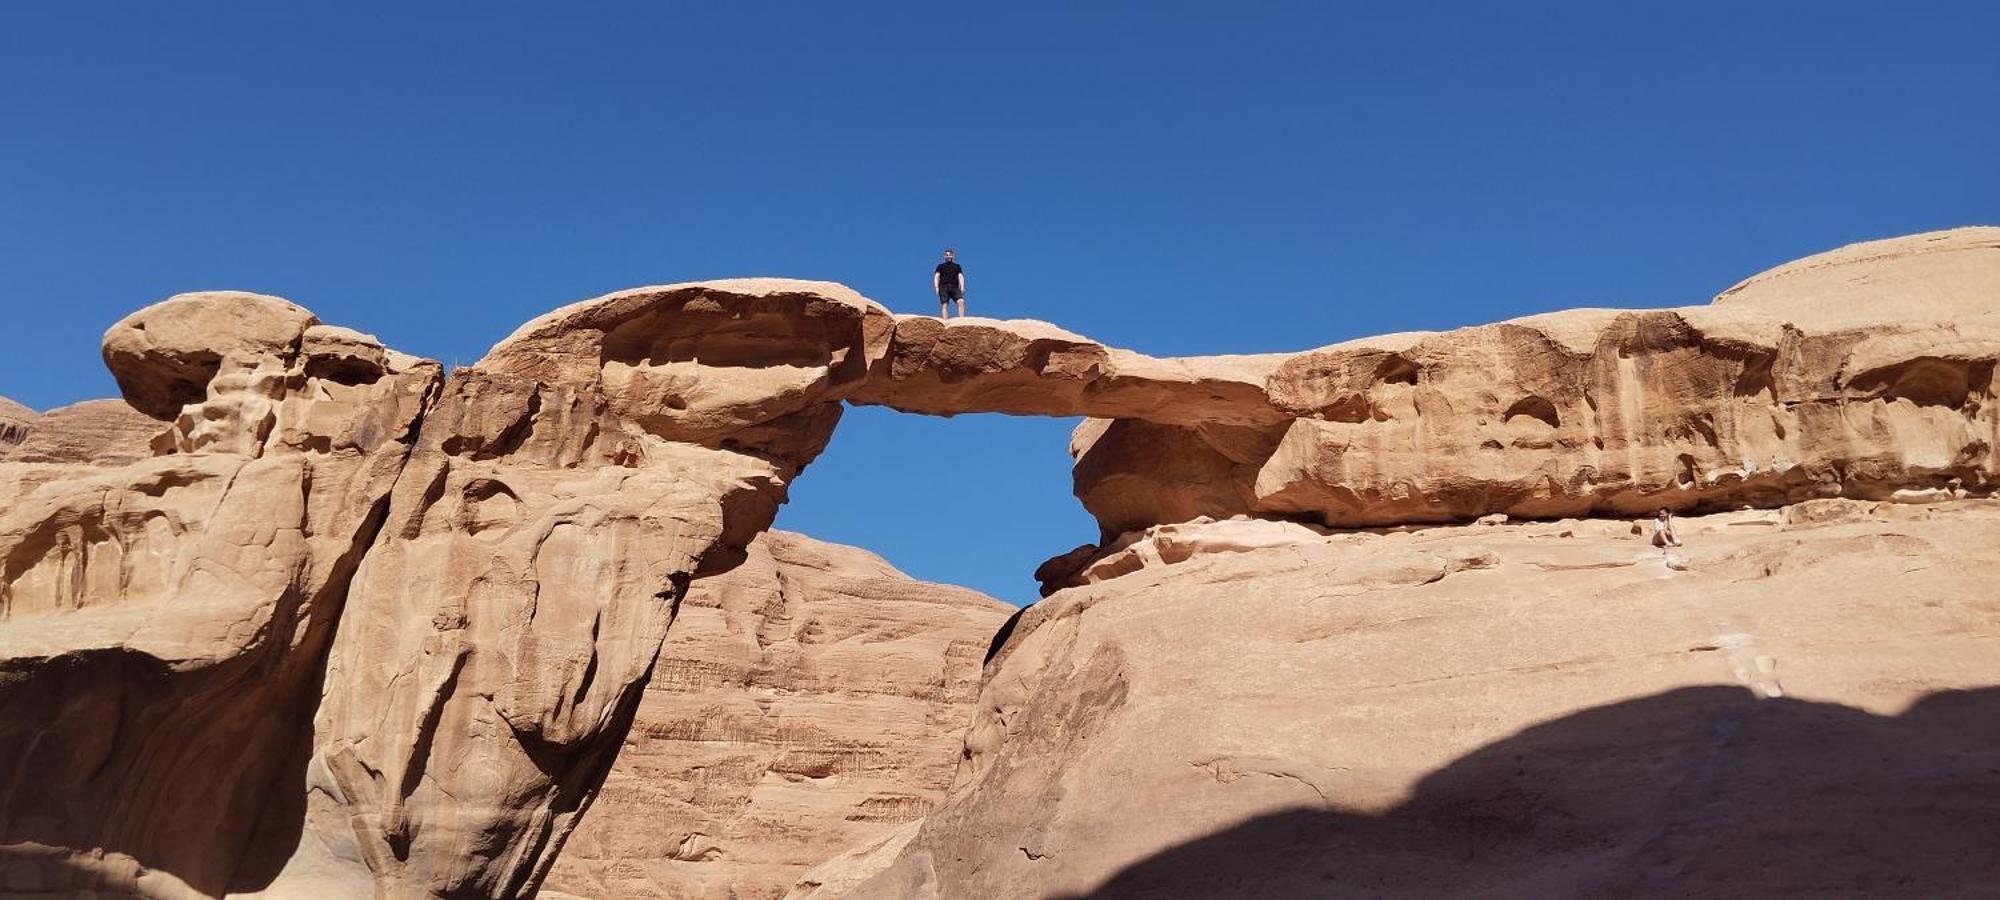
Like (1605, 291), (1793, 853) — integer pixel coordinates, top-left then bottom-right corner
(803, 499), (2000, 898)
(3, 229), (1997, 899)
(542, 530), (1010, 900)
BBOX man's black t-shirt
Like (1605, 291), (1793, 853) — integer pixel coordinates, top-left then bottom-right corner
(934, 260), (963, 290)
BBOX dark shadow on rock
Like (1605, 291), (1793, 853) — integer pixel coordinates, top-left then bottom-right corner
(1062, 686), (2000, 898)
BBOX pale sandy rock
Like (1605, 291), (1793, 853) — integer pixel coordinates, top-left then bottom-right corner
(0, 293), (438, 898)
(0, 396), (32, 448)
(3, 280), (897, 899)
(806, 499), (2000, 898)
(541, 530), (1011, 900)
(3, 399), (164, 465)
(1711, 225), (2000, 328)
(1037, 517), (1334, 594)
(478, 279), (894, 469)
(101, 290), (319, 419)
(1071, 233), (2000, 533)
(848, 315), (1290, 427)
(278, 282), (895, 898)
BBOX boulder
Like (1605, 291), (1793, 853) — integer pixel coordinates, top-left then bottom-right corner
(101, 290), (319, 420)
(542, 530), (1012, 900)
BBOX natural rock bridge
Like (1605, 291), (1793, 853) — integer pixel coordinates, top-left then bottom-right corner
(1, 227), (1995, 897)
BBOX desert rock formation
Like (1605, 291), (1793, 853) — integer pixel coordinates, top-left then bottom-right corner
(3, 227), (1997, 899)
(1, 281), (906, 898)
(542, 530), (1010, 900)
(805, 499), (2000, 898)
(2, 292), (439, 897)
(0, 397), (32, 449)
(1062, 229), (2000, 537)
(0, 398), (165, 465)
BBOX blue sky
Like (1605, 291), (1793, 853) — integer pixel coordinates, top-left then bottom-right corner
(3, 3), (1995, 603)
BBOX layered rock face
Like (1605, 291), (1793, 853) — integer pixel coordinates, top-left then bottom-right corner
(1068, 227), (2000, 537)
(4, 227), (1996, 899)
(807, 499), (2000, 898)
(542, 530), (1010, 900)
(273, 281), (892, 898)
(0, 281), (902, 898)
(1, 292), (439, 897)
(0, 398), (165, 465)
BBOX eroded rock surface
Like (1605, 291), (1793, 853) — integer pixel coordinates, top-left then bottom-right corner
(542, 530), (1011, 900)
(807, 499), (2000, 898)
(1070, 227), (2000, 536)
(278, 281), (893, 897)
(1, 291), (438, 897)
(0, 399), (165, 465)
(0, 397), (32, 448)
(847, 316), (1289, 427)
(5, 229), (1998, 899)
(0, 280), (901, 899)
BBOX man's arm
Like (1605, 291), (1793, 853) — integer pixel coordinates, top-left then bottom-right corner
(957, 271), (967, 293)
(933, 270), (940, 293)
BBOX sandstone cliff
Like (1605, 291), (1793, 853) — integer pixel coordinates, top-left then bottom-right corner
(2, 227), (1996, 899)
(1065, 227), (2000, 539)
(0, 398), (164, 465)
(542, 530), (1010, 900)
(1, 282), (901, 898)
(801, 498), (2000, 898)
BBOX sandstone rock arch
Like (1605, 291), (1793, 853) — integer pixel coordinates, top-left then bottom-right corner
(0, 226), (1995, 898)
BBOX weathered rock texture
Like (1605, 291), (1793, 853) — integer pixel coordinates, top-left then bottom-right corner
(1067, 227), (2000, 537)
(0, 397), (32, 449)
(275, 281), (892, 898)
(0, 280), (901, 899)
(848, 316), (1288, 427)
(805, 499), (2000, 898)
(4, 228), (1997, 899)
(0, 398), (165, 465)
(1, 292), (438, 898)
(542, 530), (1011, 900)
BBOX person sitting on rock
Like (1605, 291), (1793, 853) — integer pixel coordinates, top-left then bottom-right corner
(1650, 508), (1683, 548)
(934, 248), (966, 318)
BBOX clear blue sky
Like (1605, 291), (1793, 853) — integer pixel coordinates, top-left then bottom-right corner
(3, 4), (1995, 603)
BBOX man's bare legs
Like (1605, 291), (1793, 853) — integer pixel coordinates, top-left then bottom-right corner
(940, 300), (950, 318)
(956, 298), (966, 318)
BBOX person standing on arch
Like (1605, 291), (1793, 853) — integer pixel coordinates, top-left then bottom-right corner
(933, 248), (967, 318)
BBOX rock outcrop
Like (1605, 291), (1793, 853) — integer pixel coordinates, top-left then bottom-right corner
(4, 228), (1997, 899)
(805, 499), (2000, 898)
(277, 281), (892, 897)
(1067, 227), (2000, 537)
(0, 280), (901, 898)
(0, 398), (165, 465)
(847, 316), (1288, 427)
(0, 397), (32, 449)
(1, 292), (439, 898)
(543, 530), (1011, 900)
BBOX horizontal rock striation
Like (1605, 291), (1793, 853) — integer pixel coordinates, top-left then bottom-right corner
(1068, 227), (2000, 537)
(0, 280), (905, 898)
(4, 227), (1997, 899)
(847, 315), (1289, 427)
(543, 530), (1011, 900)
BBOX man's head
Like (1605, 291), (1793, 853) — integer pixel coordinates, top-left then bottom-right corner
(943, 249), (955, 261)
(1657, 507), (1672, 518)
